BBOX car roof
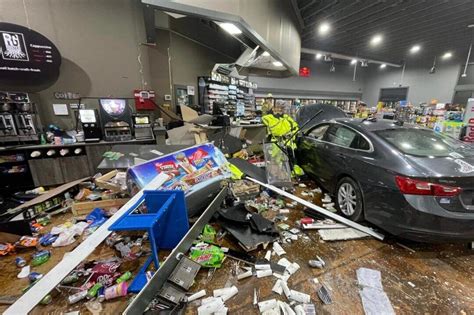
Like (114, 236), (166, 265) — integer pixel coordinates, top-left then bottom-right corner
(332, 118), (419, 132)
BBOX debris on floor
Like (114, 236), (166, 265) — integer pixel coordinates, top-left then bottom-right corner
(318, 227), (370, 241)
(357, 267), (395, 315)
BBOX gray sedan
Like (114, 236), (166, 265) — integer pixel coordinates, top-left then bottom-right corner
(296, 118), (474, 242)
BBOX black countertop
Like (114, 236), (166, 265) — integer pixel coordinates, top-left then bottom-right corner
(0, 139), (155, 152)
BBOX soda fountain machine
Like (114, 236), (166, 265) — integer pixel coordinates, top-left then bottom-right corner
(99, 98), (132, 141)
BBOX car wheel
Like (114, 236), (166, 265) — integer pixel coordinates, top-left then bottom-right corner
(336, 177), (364, 222)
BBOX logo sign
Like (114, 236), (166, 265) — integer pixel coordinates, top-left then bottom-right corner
(1, 31), (29, 61)
(0, 23), (61, 91)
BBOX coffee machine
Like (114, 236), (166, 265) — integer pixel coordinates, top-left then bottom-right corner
(132, 114), (154, 140)
(0, 92), (39, 144)
(79, 109), (102, 142)
(99, 98), (132, 141)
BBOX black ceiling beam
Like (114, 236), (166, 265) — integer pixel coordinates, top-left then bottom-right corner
(302, 0), (383, 35)
(142, 4), (157, 44)
(345, 13), (474, 49)
(302, 0), (458, 41)
(330, 2), (473, 44)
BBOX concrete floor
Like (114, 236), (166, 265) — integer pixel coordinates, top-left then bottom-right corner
(0, 186), (472, 314)
(186, 188), (474, 314)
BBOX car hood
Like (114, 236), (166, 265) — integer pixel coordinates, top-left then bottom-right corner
(295, 103), (346, 130)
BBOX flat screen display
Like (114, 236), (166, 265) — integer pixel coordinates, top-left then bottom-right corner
(99, 99), (126, 117)
(79, 109), (96, 123)
(134, 116), (149, 124)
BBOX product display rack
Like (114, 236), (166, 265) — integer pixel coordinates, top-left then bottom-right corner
(198, 72), (257, 117)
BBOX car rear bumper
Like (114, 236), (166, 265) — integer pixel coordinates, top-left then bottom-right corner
(369, 194), (474, 242)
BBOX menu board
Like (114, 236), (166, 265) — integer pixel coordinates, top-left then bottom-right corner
(0, 23), (61, 90)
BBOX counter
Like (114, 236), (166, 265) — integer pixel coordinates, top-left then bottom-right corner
(0, 139), (155, 190)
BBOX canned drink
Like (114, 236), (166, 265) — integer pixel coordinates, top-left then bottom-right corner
(68, 290), (87, 304)
(31, 250), (51, 266)
(39, 294), (52, 305)
(61, 274), (79, 285)
(116, 271), (132, 284)
(97, 287), (105, 303)
(87, 283), (103, 299)
(104, 282), (128, 300)
(28, 272), (43, 283)
(15, 257), (27, 268)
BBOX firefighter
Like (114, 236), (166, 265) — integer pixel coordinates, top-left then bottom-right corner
(262, 104), (304, 177)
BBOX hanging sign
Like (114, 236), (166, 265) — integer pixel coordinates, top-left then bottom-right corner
(0, 22), (61, 90)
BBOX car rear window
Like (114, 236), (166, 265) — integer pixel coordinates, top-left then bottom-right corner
(375, 128), (474, 157)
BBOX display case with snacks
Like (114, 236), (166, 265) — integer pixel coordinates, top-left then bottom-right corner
(0, 150), (34, 193)
(198, 73), (257, 117)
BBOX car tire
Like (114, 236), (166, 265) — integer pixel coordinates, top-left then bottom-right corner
(335, 177), (364, 222)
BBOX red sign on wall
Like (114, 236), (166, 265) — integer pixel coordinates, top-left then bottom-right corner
(299, 67), (311, 77)
(134, 90), (156, 110)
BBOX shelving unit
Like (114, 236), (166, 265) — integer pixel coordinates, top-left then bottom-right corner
(198, 72), (257, 117)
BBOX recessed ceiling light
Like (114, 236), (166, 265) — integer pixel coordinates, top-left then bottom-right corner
(351, 59), (357, 65)
(261, 51), (270, 57)
(272, 61), (283, 67)
(370, 34), (383, 46)
(380, 63), (386, 69)
(315, 53), (322, 60)
(410, 45), (421, 54)
(442, 51), (453, 59)
(218, 22), (242, 35)
(318, 22), (330, 35)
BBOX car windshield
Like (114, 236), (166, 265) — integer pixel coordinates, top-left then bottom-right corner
(375, 128), (474, 157)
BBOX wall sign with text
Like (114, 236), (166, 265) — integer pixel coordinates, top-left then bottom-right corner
(0, 22), (61, 91)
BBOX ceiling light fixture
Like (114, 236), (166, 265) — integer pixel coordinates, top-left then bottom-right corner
(441, 52), (452, 59)
(380, 63), (386, 69)
(318, 22), (330, 35)
(261, 51), (270, 57)
(370, 34), (383, 46)
(351, 59), (357, 65)
(324, 54), (332, 62)
(330, 61), (336, 72)
(429, 56), (437, 74)
(218, 22), (242, 35)
(410, 45), (421, 54)
(316, 53), (322, 60)
(272, 61), (283, 67)
(462, 43), (472, 77)
(361, 60), (368, 67)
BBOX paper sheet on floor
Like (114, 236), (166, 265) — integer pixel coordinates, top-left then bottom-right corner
(357, 268), (395, 315)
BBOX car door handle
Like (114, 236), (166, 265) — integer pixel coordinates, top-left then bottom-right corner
(336, 153), (346, 159)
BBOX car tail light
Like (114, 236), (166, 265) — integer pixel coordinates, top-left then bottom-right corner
(395, 176), (462, 197)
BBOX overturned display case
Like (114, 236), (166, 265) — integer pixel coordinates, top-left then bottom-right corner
(124, 187), (228, 314)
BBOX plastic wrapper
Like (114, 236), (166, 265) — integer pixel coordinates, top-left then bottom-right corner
(16, 236), (38, 249)
(201, 225), (216, 243)
(190, 244), (225, 268)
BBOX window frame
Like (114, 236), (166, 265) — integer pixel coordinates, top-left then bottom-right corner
(305, 122), (374, 153)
